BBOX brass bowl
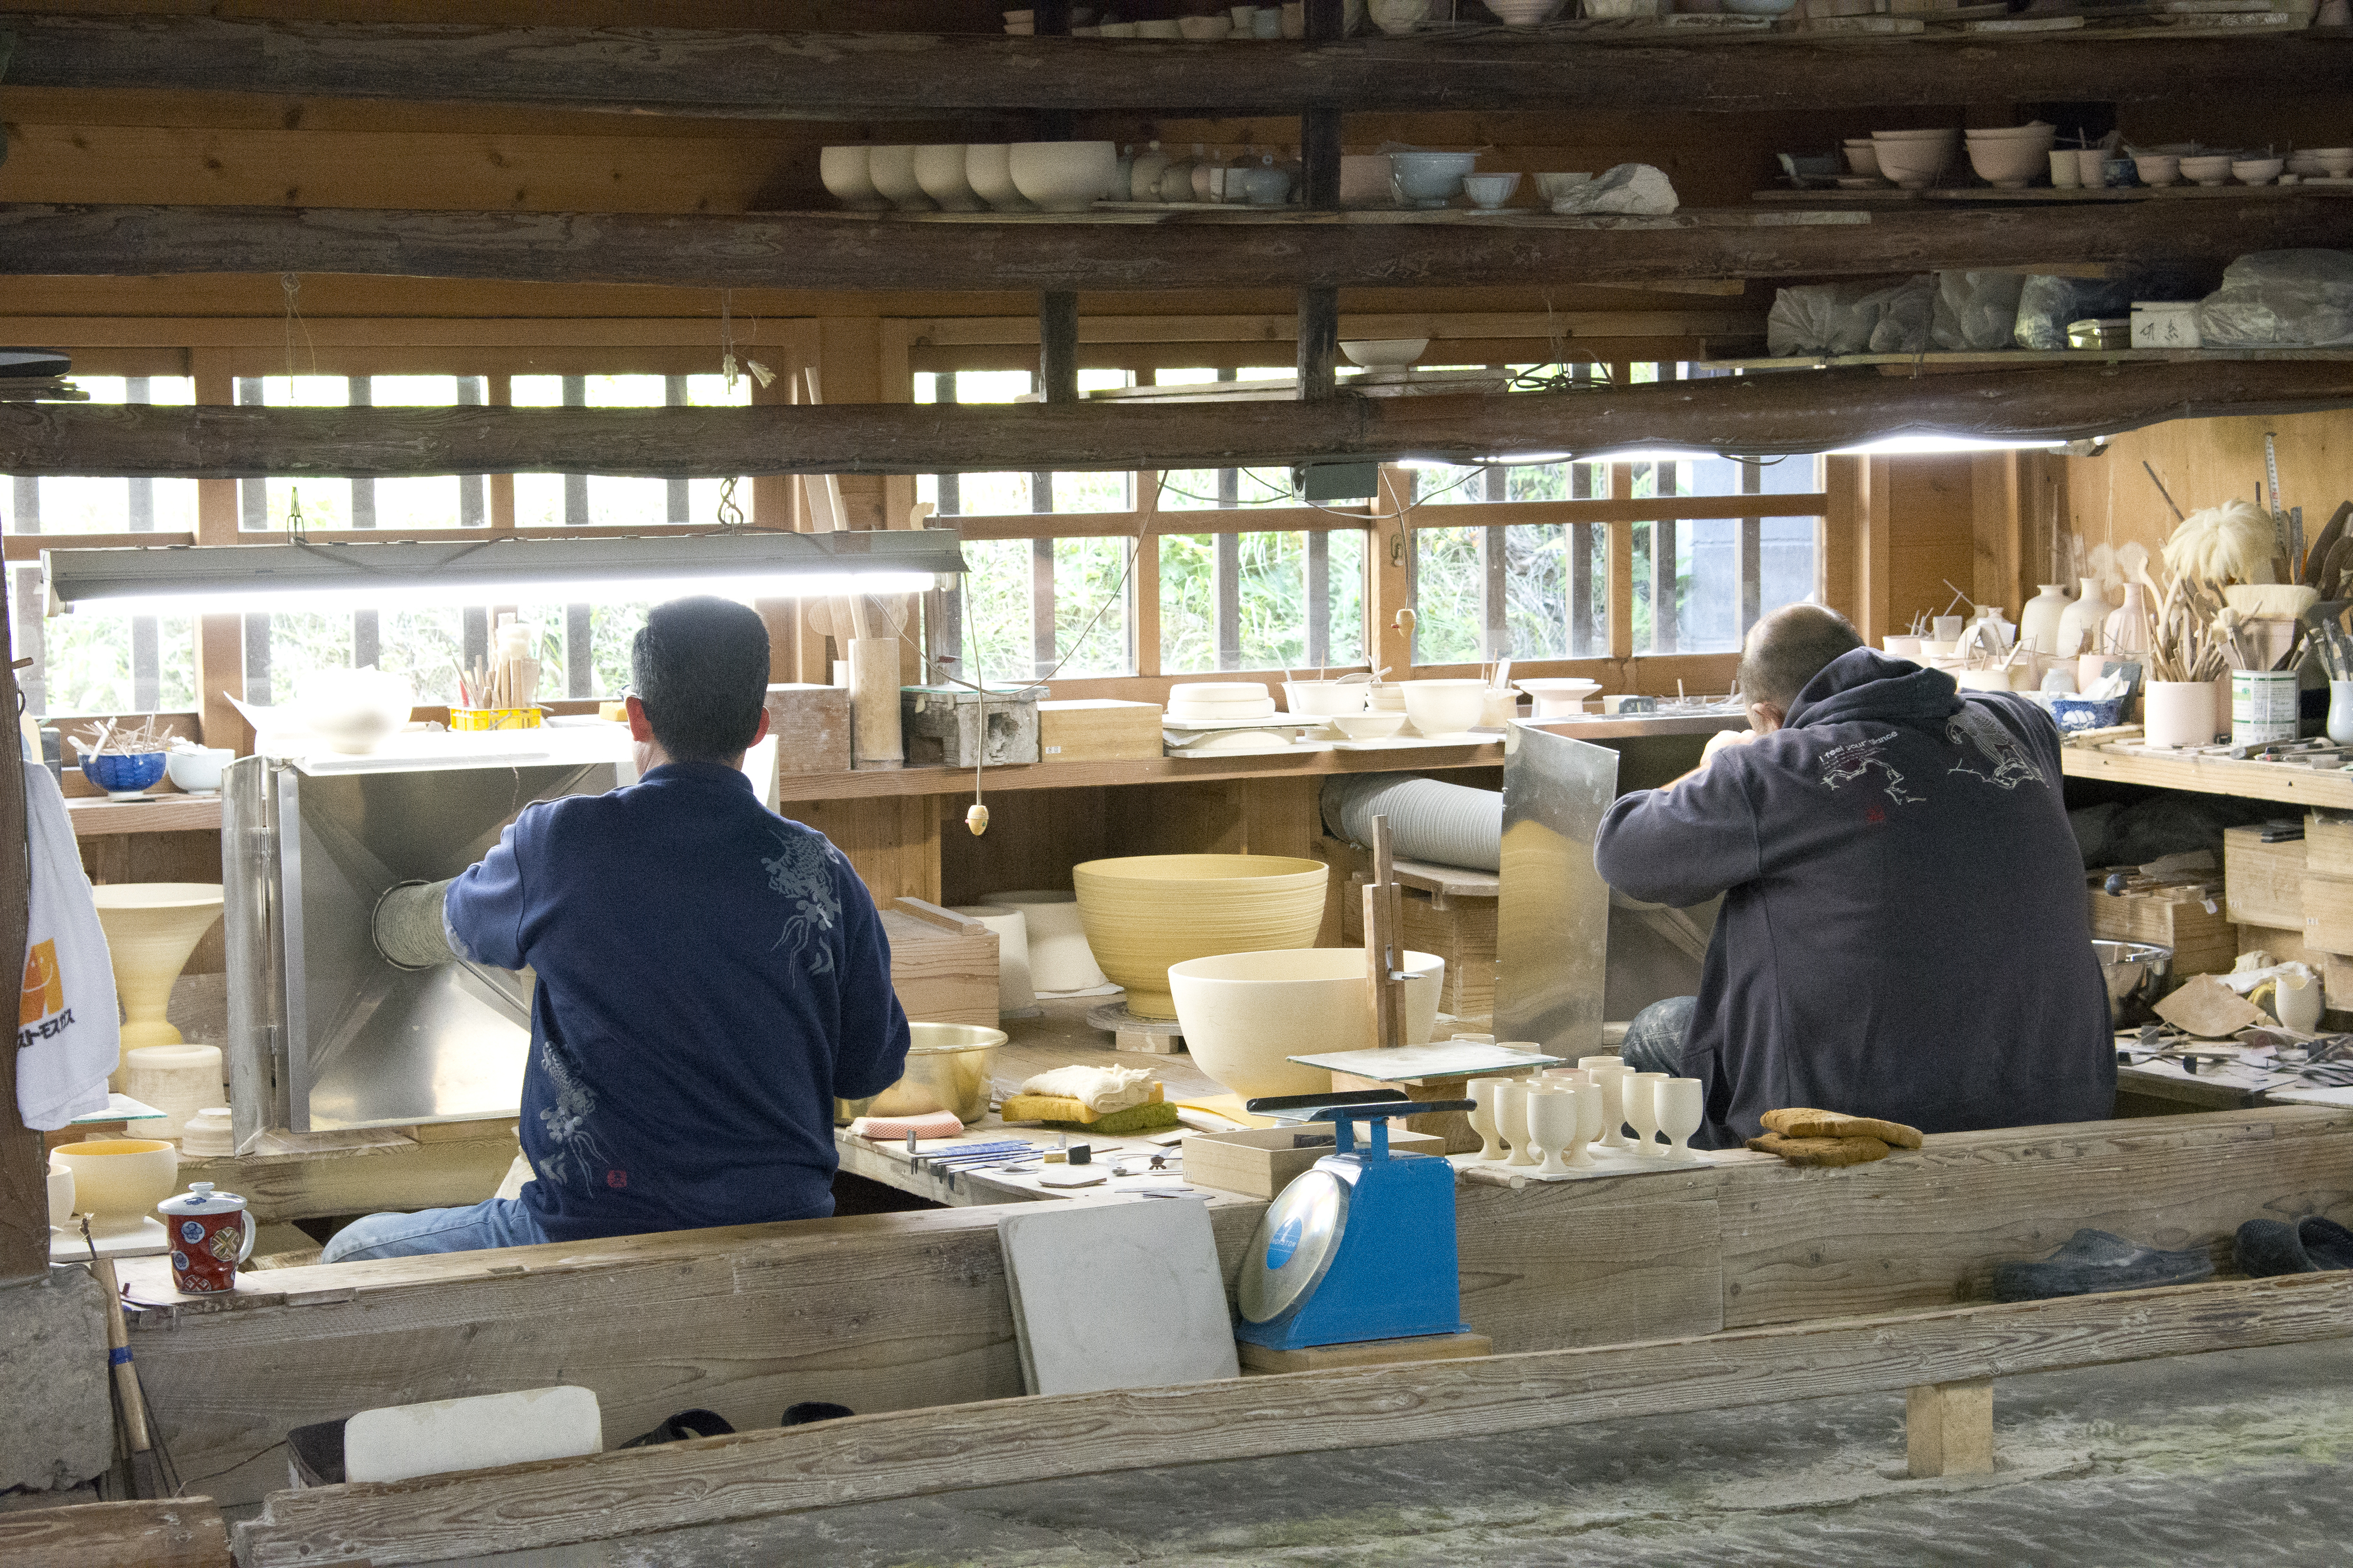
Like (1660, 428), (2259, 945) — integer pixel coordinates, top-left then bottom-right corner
(835, 1021), (1008, 1126)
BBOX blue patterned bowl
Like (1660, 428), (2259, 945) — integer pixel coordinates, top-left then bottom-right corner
(80, 750), (168, 799)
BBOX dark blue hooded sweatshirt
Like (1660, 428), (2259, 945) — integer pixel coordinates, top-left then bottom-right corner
(1594, 648), (2112, 1149)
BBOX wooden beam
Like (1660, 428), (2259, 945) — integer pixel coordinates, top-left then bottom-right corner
(230, 1271), (2353, 1567)
(9, 362), (2353, 479)
(0, 568), (35, 1286)
(1, 15), (2344, 116)
(2, 198), (2345, 293)
(0, 1498), (232, 1568)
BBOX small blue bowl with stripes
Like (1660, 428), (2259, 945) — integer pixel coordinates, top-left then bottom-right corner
(79, 750), (168, 799)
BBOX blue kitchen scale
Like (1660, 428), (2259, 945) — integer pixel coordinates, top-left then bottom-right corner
(1232, 1096), (1475, 1351)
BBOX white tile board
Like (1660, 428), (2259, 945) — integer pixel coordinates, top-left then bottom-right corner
(996, 1197), (1239, 1396)
(1287, 1042), (1561, 1080)
(345, 1384), (602, 1484)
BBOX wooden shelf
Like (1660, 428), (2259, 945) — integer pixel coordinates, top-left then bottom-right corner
(4, 15), (2342, 118)
(2062, 745), (2353, 810)
(1706, 348), (2353, 373)
(66, 793), (223, 838)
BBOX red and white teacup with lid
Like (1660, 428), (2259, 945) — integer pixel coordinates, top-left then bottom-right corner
(157, 1182), (255, 1294)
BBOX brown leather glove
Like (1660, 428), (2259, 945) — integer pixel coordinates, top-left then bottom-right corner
(1745, 1131), (1892, 1167)
(1759, 1106), (1924, 1149)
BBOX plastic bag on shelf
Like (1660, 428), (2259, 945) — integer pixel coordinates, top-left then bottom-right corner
(1932, 271), (2028, 352)
(2198, 249), (2353, 348)
(1766, 281), (1887, 357)
(2015, 268), (2201, 351)
(1864, 274), (1937, 354)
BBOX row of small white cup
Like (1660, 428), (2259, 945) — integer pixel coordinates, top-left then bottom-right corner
(1468, 1056), (1705, 1178)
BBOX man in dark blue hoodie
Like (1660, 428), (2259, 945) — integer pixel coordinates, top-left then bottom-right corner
(322, 596), (911, 1260)
(1597, 603), (2112, 1149)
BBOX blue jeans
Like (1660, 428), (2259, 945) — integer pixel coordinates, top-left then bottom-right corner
(321, 1197), (550, 1264)
(1621, 995), (1696, 1077)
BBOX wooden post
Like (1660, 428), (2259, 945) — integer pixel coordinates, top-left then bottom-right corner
(0, 608), (41, 1286)
(1297, 287), (1340, 404)
(1905, 1377), (1995, 1479)
(1362, 814), (1406, 1053)
(1371, 465), (1414, 678)
(1039, 291), (1080, 408)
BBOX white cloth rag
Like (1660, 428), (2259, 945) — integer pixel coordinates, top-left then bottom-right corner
(15, 767), (121, 1130)
(1018, 1065), (1156, 1115)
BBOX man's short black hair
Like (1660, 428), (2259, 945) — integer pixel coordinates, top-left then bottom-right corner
(1738, 603), (1863, 712)
(629, 596), (770, 763)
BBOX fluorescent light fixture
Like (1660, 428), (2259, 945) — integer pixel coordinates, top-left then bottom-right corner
(44, 529), (968, 615)
(1827, 436), (2067, 456)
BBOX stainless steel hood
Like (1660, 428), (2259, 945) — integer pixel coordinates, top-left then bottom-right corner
(1494, 723), (1619, 1063)
(225, 750), (616, 1147)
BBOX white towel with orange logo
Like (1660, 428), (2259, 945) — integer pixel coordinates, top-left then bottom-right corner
(16, 767), (120, 1130)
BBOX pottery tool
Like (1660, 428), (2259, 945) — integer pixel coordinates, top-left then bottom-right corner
(1361, 813), (1408, 1054)
(87, 1247), (167, 1497)
(1232, 1099), (1476, 1352)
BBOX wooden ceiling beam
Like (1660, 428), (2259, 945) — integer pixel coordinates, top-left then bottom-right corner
(2, 198), (2344, 293)
(1, 15), (2345, 117)
(6, 362), (2351, 479)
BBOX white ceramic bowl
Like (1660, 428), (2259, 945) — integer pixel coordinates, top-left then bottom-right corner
(965, 144), (1034, 212)
(1872, 129), (1958, 190)
(1534, 171), (1593, 202)
(2312, 148), (2353, 178)
(866, 146), (935, 211)
(914, 144), (986, 211)
(53, 1139), (177, 1239)
(1390, 151), (1478, 208)
(1461, 172), (1522, 209)
(2134, 154), (2181, 188)
(819, 146), (889, 211)
(1401, 678), (1486, 738)
(1284, 680), (1371, 717)
(1487, 0), (1565, 22)
(1009, 141), (1120, 212)
(2234, 157), (2286, 186)
(299, 668), (416, 755)
(1340, 338), (1428, 369)
(1330, 711), (1409, 741)
(1514, 677), (1601, 717)
(2180, 155), (2235, 187)
(1845, 144), (1880, 176)
(163, 746), (235, 794)
(1168, 946), (1445, 1099)
(1964, 121), (2055, 141)
(1967, 136), (2051, 189)
(1368, 682), (1407, 712)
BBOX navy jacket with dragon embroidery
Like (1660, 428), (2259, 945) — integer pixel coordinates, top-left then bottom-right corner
(1594, 648), (2112, 1148)
(446, 760), (910, 1242)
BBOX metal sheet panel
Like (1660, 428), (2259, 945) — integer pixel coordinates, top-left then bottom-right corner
(278, 760), (612, 1131)
(222, 755), (286, 1153)
(1495, 723), (1619, 1063)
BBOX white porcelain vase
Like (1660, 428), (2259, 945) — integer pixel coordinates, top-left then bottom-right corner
(2018, 583), (2074, 655)
(2054, 576), (2112, 658)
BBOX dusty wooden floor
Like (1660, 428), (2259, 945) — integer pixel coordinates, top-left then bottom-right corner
(426, 1332), (2353, 1566)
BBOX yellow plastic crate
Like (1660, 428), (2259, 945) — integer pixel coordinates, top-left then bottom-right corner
(449, 706), (543, 732)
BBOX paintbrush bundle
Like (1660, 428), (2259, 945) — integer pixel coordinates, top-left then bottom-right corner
(450, 618), (546, 730)
(2147, 576), (2230, 684)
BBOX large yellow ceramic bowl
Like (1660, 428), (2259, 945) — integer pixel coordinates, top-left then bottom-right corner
(1169, 946), (1445, 1100)
(1072, 854), (1329, 1019)
(53, 1138), (178, 1239)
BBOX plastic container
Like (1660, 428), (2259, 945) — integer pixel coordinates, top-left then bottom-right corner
(2231, 669), (2299, 747)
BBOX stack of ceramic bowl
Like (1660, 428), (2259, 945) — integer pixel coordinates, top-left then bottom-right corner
(1964, 122), (2055, 189)
(2292, 148), (2353, 179)
(1165, 682), (1277, 722)
(1389, 151), (1479, 209)
(1282, 679), (1371, 718)
(1870, 128), (1961, 191)
(1842, 138), (1880, 178)
(1486, 0), (1567, 22)
(2233, 155), (2286, 186)
(822, 144), (1118, 213)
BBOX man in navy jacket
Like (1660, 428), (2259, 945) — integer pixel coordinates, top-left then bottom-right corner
(1597, 604), (2112, 1149)
(325, 596), (910, 1260)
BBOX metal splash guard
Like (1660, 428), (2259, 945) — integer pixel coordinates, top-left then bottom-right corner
(1495, 724), (1618, 1063)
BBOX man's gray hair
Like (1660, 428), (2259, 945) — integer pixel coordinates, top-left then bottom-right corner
(1738, 603), (1864, 711)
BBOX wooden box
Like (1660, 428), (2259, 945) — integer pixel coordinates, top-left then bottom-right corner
(2224, 826), (2307, 930)
(2303, 870), (2353, 957)
(901, 683), (1044, 769)
(1402, 894), (1497, 1027)
(1182, 1123), (1443, 1199)
(1038, 699), (1162, 763)
(2308, 811), (2353, 877)
(765, 683), (851, 776)
(880, 899), (998, 1026)
(2087, 880), (2235, 977)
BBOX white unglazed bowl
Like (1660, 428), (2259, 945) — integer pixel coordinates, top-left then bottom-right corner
(866, 146), (935, 211)
(914, 144), (988, 211)
(1010, 141), (1120, 211)
(164, 746), (235, 793)
(819, 146), (889, 211)
(965, 144), (1034, 211)
(1401, 678), (1486, 738)
(1330, 711), (1408, 741)
(1169, 946), (1444, 1099)
(1284, 680), (1371, 717)
(1341, 338), (1428, 369)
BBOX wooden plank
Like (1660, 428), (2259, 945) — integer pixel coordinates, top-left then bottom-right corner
(1712, 1108), (2353, 1326)
(2062, 746), (2353, 811)
(2224, 824), (2307, 930)
(65, 794), (225, 838)
(5, 16), (2347, 116)
(12, 363), (2353, 481)
(229, 1270), (2353, 1567)
(1238, 1331), (1491, 1374)
(5, 197), (2350, 297)
(177, 1127), (518, 1225)
(0, 1498), (232, 1568)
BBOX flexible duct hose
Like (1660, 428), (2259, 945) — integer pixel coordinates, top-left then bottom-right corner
(1320, 774), (1502, 872)
(374, 878), (460, 969)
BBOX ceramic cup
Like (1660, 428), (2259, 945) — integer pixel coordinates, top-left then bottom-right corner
(158, 1182), (254, 1295)
(1497, 1081), (1537, 1167)
(2278, 972), (2325, 1032)
(1570, 1080), (1605, 1166)
(2048, 149), (2081, 189)
(1625, 1070), (1667, 1155)
(1657, 1077), (1704, 1159)
(1468, 1076), (1511, 1162)
(1527, 1088), (1578, 1178)
(2144, 680), (2219, 749)
(2076, 148), (2107, 187)
(1587, 1062), (1630, 1149)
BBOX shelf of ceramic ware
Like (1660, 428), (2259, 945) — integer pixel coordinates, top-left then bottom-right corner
(2061, 740), (2353, 811)
(1755, 182), (2353, 204)
(810, 204), (1880, 228)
